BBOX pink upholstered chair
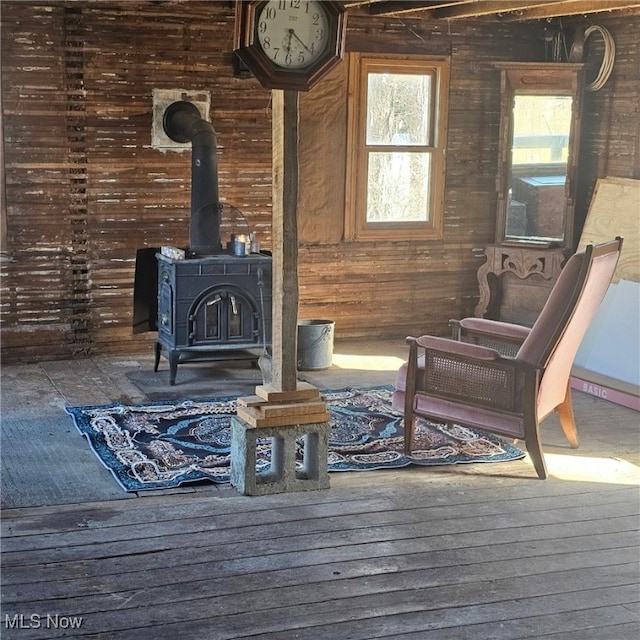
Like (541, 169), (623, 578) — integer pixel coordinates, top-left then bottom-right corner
(392, 238), (623, 479)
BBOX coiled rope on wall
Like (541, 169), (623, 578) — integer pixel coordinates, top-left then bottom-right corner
(571, 25), (616, 91)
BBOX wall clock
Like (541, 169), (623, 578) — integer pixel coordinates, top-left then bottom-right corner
(234, 0), (346, 91)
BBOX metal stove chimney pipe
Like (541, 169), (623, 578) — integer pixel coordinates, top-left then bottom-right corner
(163, 101), (222, 256)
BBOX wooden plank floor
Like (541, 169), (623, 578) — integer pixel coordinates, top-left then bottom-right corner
(2, 475), (639, 639)
(1, 343), (639, 638)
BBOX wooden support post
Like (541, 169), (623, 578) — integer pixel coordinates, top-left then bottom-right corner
(271, 89), (300, 392)
(238, 89), (328, 428)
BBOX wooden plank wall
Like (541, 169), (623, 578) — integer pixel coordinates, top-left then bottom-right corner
(1, 2), (639, 361)
(1, 5), (81, 360)
(1, 1), (273, 360)
(570, 14), (640, 243)
(297, 15), (545, 337)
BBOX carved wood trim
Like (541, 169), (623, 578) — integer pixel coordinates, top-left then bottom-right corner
(474, 245), (566, 318)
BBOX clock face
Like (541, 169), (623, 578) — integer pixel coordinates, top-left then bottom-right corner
(256, 1), (330, 70)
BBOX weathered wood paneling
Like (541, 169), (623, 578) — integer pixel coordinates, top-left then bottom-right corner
(2, 481), (639, 639)
(298, 242), (483, 337)
(571, 13), (640, 244)
(1, 4), (83, 359)
(1, 2), (639, 361)
(1, 1), (273, 360)
(296, 15), (544, 337)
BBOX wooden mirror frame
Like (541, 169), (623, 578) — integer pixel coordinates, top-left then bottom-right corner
(494, 62), (585, 249)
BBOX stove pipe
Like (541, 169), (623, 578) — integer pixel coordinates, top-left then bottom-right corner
(163, 100), (222, 256)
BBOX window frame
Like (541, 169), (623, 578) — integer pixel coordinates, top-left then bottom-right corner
(344, 53), (450, 242)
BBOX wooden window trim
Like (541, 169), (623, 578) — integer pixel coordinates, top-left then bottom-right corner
(344, 53), (450, 242)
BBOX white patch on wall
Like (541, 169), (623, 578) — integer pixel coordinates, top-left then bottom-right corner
(152, 89), (211, 152)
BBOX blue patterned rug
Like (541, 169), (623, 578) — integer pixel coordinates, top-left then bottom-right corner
(65, 386), (525, 491)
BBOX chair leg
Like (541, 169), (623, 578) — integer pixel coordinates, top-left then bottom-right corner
(523, 409), (548, 480)
(402, 339), (420, 456)
(555, 383), (579, 449)
(524, 427), (548, 480)
(404, 411), (416, 455)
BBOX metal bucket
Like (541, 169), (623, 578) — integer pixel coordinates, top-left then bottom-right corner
(297, 320), (335, 371)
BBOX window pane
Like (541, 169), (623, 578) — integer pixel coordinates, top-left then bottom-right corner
(512, 95), (572, 165)
(366, 152), (431, 222)
(366, 73), (431, 146)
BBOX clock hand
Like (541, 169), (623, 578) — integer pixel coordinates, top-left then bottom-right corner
(289, 29), (313, 56)
(283, 29), (293, 54)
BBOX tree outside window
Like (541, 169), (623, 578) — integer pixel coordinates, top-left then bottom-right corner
(345, 54), (450, 241)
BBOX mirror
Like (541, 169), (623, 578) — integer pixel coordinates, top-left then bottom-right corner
(495, 63), (584, 248)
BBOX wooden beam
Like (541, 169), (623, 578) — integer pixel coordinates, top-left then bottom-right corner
(0, 73), (6, 255)
(433, 0), (564, 19)
(344, 0), (387, 7)
(355, 0), (640, 19)
(241, 91), (327, 422)
(498, 0), (640, 21)
(270, 89), (300, 392)
(366, 1), (475, 16)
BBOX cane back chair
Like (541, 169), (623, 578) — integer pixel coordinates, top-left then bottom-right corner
(392, 238), (623, 479)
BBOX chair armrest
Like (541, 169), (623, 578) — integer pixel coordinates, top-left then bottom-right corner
(450, 318), (530, 358)
(413, 335), (502, 361)
(457, 317), (531, 341)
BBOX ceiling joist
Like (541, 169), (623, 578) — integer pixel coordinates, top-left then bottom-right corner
(498, 0), (640, 21)
(433, 1), (566, 19)
(346, 0), (640, 20)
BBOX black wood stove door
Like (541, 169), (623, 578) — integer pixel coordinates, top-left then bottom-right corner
(189, 286), (262, 346)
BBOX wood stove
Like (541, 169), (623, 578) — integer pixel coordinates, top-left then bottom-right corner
(155, 252), (272, 385)
(137, 100), (273, 384)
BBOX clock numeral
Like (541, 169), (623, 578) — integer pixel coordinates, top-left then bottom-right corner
(312, 12), (320, 25)
(265, 6), (277, 20)
(258, 21), (267, 34)
(315, 28), (324, 41)
(262, 35), (271, 49)
(277, 1), (302, 10)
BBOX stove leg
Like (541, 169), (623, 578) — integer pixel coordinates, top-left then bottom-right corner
(168, 350), (179, 386)
(154, 341), (162, 372)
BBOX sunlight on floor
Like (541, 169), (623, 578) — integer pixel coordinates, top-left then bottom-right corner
(332, 352), (406, 372)
(545, 453), (640, 485)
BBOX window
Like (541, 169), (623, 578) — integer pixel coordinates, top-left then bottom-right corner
(345, 54), (450, 241)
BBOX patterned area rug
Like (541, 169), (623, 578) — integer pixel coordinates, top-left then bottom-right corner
(66, 386), (525, 492)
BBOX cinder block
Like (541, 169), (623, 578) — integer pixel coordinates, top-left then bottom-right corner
(230, 417), (330, 496)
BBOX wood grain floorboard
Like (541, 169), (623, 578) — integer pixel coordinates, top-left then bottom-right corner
(2, 349), (639, 639)
(2, 480), (638, 640)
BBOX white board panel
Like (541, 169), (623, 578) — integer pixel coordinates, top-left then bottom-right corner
(573, 279), (640, 394)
